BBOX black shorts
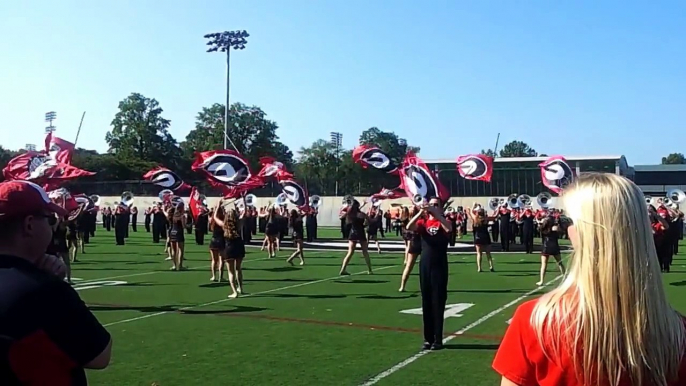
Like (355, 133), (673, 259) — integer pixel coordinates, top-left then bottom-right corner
(209, 237), (225, 251)
(292, 232), (304, 241)
(225, 240), (246, 260)
(349, 232), (367, 243)
(265, 223), (278, 237)
(408, 239), (421, 255)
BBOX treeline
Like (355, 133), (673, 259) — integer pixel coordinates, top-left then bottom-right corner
(2, 92), (680, 197)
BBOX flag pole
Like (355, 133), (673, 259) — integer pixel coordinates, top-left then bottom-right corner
(73, 111), (86, 147)
(492, 133), (501, 157)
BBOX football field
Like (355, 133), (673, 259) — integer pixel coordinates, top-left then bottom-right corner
(73, 228), (686, 385)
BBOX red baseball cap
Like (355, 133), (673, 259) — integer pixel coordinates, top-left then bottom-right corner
(0, 180), (67, 217)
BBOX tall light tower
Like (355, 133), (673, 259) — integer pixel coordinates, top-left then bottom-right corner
(45, 111), (57, 134)
(330, 132), (343, 196)
(204, 30), (249, 150)
(25, 144), (37, 152)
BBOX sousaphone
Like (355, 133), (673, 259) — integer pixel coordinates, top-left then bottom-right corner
(121, 191), (134, 208)
(507, 193), (519, 208)
(309, 195), (322, 208)
(536, 192), (552, 209)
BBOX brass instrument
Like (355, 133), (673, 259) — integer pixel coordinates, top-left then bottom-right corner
(518, 194), (532, 208)
(507, 193), (519, 208)
(120, 191), (134, 208)
(536, 192), (552, 209)
(412, 194), (426, 206)
(275, 193), (288, 207)
(89, 194), (101, 207)
(666, 189), (686, 208)
(488, 197), (500, 211)
(342, 194), (355, 206)
(309, 195), (322, 208)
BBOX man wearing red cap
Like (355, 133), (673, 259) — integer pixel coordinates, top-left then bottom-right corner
(0, 180), (112, 385)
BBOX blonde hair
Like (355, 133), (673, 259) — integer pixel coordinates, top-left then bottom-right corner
(531, 173), (685, 386)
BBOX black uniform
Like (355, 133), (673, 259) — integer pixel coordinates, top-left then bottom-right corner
(497, 209), (511, 251)
(417, 217), (449, 349)
(521, 211), (535, 254)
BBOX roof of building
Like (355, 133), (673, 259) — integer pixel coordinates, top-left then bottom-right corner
(424, 155), (625, 164)
(634, 164), (686, 172)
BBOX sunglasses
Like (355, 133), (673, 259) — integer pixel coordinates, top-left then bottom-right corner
(33, 213), (58, 226)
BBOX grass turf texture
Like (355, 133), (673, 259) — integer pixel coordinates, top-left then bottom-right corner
(74, 228), (686, 386)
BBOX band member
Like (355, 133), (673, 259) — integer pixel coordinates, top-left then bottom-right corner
(340, 205), (351, 239)
(144, 207), (152, 232)
(676, 211), (684, 254)
(240, 207), (252, 244)
(494, 204), (511, 251)
(446, 209), (458, 246)
(123, 206), (130, 239)
(366, 207), (383, 254)
(166, 204), (187, 271)
(536, 214), (566, 285)
(114, 204), (126, 245)
(130, 206), (138, 232)
(152, 203), (166, 243)
(652, 202), (677, 273)
(467, 204), (495, 272)
(102, 207), (111, 230)
(520, 206), (535, 254)
(339, 200), (373, 275)
(305, 205), (318, 242)
(185, 211), (193, 235)
(407, 197), (452, 351)
(195, 208), (209, 245)
(261, 206), (280, 258)
(66, 217), (79, 263)
(399, 207), (422, 292)
(287, 209), (306, 265)
(213, 205), (246, 298)
(209, 206), (226, 282)
(47, 215), (72, 284)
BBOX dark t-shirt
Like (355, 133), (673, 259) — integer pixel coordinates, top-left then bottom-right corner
(0, 255), (111, 385)
(415, 217), (449, 265)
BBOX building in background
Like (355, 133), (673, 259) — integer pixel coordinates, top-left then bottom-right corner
(425, 155), (631, 197)
(631, 164), (686, 196)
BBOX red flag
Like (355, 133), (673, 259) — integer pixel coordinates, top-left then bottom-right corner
(143, 166), (191, 192)
(257, 156), (293, 180)
(2, 151), (94, 184)
(539, 156), (574, 194)
(456, 154), (493, 182)
(399, 152), (450, 204)
(370, 186), (405, 201)
(352, 145), (399, 174)
(188, 187), (206, 221)
(45, 132), (75, 164)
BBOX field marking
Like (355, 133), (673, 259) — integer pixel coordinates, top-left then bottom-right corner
(359, 274), (563, 386)
(103, 264), (399, 328)
(76, 256), (272, 284)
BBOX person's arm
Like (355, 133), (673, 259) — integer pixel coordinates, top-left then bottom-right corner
(427, 206), (452, 232)
(500, 378), (522, 386)
(406, 210), (424, 230)
(213, 206), (224, 228)
(39, 283), (112, 369)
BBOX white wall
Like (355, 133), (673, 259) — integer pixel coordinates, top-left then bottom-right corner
(96, 195), (563, 227)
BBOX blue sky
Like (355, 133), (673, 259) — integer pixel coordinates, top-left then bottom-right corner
(0, 0), (684, 165)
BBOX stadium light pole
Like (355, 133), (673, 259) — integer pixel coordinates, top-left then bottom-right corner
(204, 30), (249, 150)
(25, 144), (37, 152)
(45, 111), (56, 134)
(330, 132), (343, 196)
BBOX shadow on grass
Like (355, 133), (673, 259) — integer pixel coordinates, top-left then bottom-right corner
(180, 305), (269, 315)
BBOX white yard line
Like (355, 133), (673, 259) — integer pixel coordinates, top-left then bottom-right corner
(77, 256), (272, 284)
(359, 274), (564, 386)
(103, 264), (399, 328)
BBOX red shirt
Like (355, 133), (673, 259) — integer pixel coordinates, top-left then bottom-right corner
(415, 217), (443, 235)
(493, 299), (686, 386)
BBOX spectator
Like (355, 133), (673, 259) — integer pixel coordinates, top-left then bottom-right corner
(0, 180), (112, 385)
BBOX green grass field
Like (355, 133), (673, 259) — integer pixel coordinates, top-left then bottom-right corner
(72, 227), (686, 386)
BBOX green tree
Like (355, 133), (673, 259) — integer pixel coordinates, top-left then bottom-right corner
(294, 140), (339, 195)
(358, 127), (420, 160)
(480, 149), (496, 157)
(498, 140), (538, 157)
(105, 93), (181, 168)
(661, 153), (686, 165)
(181, 103), (294, 171)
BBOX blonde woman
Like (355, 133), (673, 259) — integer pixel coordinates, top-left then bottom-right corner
(166, 204), (187, 271)
(213, 204), (246, 298)
(493, 173), (686, 386)
(399, 206), (421, 292)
